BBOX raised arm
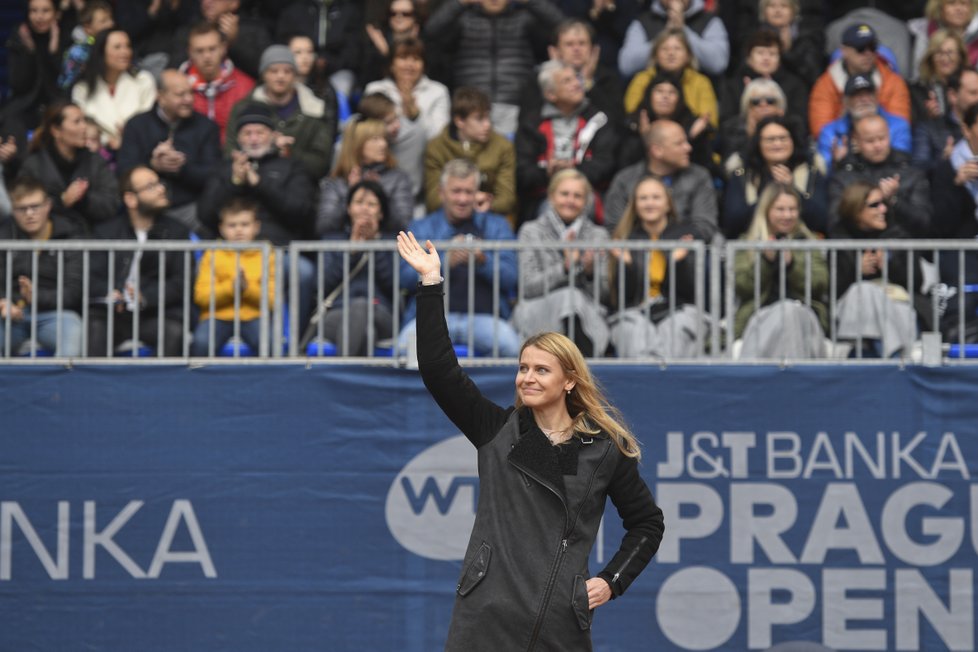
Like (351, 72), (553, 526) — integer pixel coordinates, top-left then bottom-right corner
(397, 231), (510, 446)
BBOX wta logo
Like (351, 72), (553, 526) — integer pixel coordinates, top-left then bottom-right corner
(385, 435), (478, 560)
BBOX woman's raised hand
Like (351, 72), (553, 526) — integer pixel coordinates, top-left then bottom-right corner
(397, 231), (442, 282)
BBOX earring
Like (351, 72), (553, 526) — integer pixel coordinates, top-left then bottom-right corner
(566, 388), (572, 395)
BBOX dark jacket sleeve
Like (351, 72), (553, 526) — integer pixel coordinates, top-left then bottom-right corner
(930, 159), (978, 239)
(253, 162), (316, 237)
(416, 282), (510, 447)
(890, 168), (932, 238)
(77, 153), (121, 225)
(597, 454), (664, 597)
(800, 167), (828, 235)
(175, 119), (222, 192)
(515, 114), (549, 197)
(197, 162), (236, 233)
(721, 171), (754, 239)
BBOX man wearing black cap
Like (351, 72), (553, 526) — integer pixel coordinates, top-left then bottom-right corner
(198, 102), (317, 329)
(816, 73), (911, 172)
(224, 44), (338, 179)
(809, 23), (910, 139)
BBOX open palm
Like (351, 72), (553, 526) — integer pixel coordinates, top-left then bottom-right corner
(397, 231), (442, 279)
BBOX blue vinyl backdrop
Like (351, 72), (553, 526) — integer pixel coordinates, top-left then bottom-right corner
(0, 365), (975, 651)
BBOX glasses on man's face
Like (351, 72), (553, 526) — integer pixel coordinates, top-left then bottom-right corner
(855, 45), (876, 54)
(865, 200), (885, 209)
(12, 201), (49, 215)
(749, 96), (778, 107)
(390, 10), (415, 18)
(133, 180), (164, 194)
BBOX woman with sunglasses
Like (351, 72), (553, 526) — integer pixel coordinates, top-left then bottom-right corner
(723, 114), (827, 238)
(909, 0), (978, 76)
(716, 78), (786, 176)
(828, 180), (922, 358)
(362, 0), (422, 86)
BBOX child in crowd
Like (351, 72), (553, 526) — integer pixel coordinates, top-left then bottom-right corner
(83, 115), (113, 166)
(57, 0), (113, 90)
(192, 198), (275, 356)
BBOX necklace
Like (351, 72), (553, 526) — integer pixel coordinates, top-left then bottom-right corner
(541, 426), (572, 444)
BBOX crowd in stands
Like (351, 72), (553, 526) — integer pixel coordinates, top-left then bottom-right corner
(3, 0), (978, 360)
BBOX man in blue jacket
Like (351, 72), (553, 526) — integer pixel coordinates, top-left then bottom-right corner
(399, 158), (520, 357)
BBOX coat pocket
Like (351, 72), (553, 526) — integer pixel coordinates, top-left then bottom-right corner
(571, 574), (593, 630)
(456, 541), (491, 597)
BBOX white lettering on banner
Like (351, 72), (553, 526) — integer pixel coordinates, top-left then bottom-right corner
(656, 566), (741, 649)
(747, 569), (815, 649)
(881, 482), (962, 566)
(660, 430), (970, 480)
(800, 484), (884, 564)
(822, 569), (886, 650)
(895, 568), (974, 651)
(0, 500), (215, 580)
(730, 484), (797, 564)
(655, 483), (722, 563)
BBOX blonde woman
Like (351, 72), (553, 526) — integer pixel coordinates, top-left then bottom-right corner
(734, 183), (828, 359)
(607, 175), (705, 358)
(316, 118), (414, 236)
(396, 228), (663, 652)
(910, 29), (967, 122)
(910, 0), (978, 77)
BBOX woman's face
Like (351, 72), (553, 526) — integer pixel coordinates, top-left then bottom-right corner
(53, 106), (87, 150)
(289, 36), (316, 78)
(633, 178), (670, 229)
(766, 192), (799, 236)
(391, 53), (424, 88)
(348, 187), (383, 236)
(759, 123), (793, 165)
(515, 345), (574, 412)
(942, 0), (975, 30)
(763, 0), (794, 28)
(550, 177), (589, 223)
(389, 0), (418, 36)
(655, 36), (689, 72)
(747, 45), (780, 76)
(104, 31), (133, 75)
(650, 82), (679, 117)
(932, 38), (962, 78)
(746, 92), (782, 122)
(855, 189), (888, 231)
(360, 136), (388, 165)
(28, 0), (57, 33)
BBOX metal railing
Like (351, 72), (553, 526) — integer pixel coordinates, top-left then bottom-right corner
(2, 237), (977, 365)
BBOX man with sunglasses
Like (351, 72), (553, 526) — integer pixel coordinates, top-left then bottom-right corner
(809, 23), (910, 139)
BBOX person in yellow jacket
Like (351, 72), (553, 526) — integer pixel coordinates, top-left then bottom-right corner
(192, 198), (276, 356)
(623, 28), (718, 129)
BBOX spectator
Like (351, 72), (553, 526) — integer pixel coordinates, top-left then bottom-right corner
(724, 115), (827, 238)
(287, 34), (339, 106)
(606, 175), (705, 358)
(0, 177), (83, 357)
(515, 59), (619, 222)
(275, 0), (364, 98)
(914, 66), (978, 171)
(830, 114), (932, 236)
(170, 0), (272, 80)
(816, 74), (912, 173)
(314, 181), (397, 356)
(622, 27), (718, 127)
(828, 180), (922, 358)
(550, 0), (642, 71)
(809, 23), (911, 138)
(180, 22), (255, 144)
(398, 158), (520, 357)
(716, 78), (787, 176)
(88, 165), (189, 357)
(4, 0), (69, 130)
(225, 44), (338, 180)
(908, 0), (978, 76)
(364, 37), (451, 197)
(424, 0), (564, 137)
(362, 0), (422, 86)
(512, 169), (611, 357)
(197, 103), (317, 326)
(909, 29), (967, 124)
(604, 120), (718, 239)
(618, 0), (730, 78)
(113, 0), (194, 77)
(57, 0), (114, 90)
(19, 100), (119, 232)
(520, 18), (626, 128)
(424, 86), (516, 217)
(191, 197), (275, 356)
(357, 92), (419, 194)
(755, 0), (825, 87)
(317, 118), (414, 236)
(734, 183), (828, 359)
(621, 71), (713, 173)
(719, 29), (809, 125)
(117, 69), (222, 236)
(71, 28), (156, 152)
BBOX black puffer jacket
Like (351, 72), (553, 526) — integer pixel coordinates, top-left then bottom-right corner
(0, 215), (83, 311)
(424, 0), (564, 106)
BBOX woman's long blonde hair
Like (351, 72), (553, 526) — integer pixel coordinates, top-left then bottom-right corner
(331, 118), (397, 178)
(743, 183), (815, 242)
(515, 332), (641, 459)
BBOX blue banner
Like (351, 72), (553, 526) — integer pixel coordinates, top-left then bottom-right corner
(0, 365), (975, 651)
